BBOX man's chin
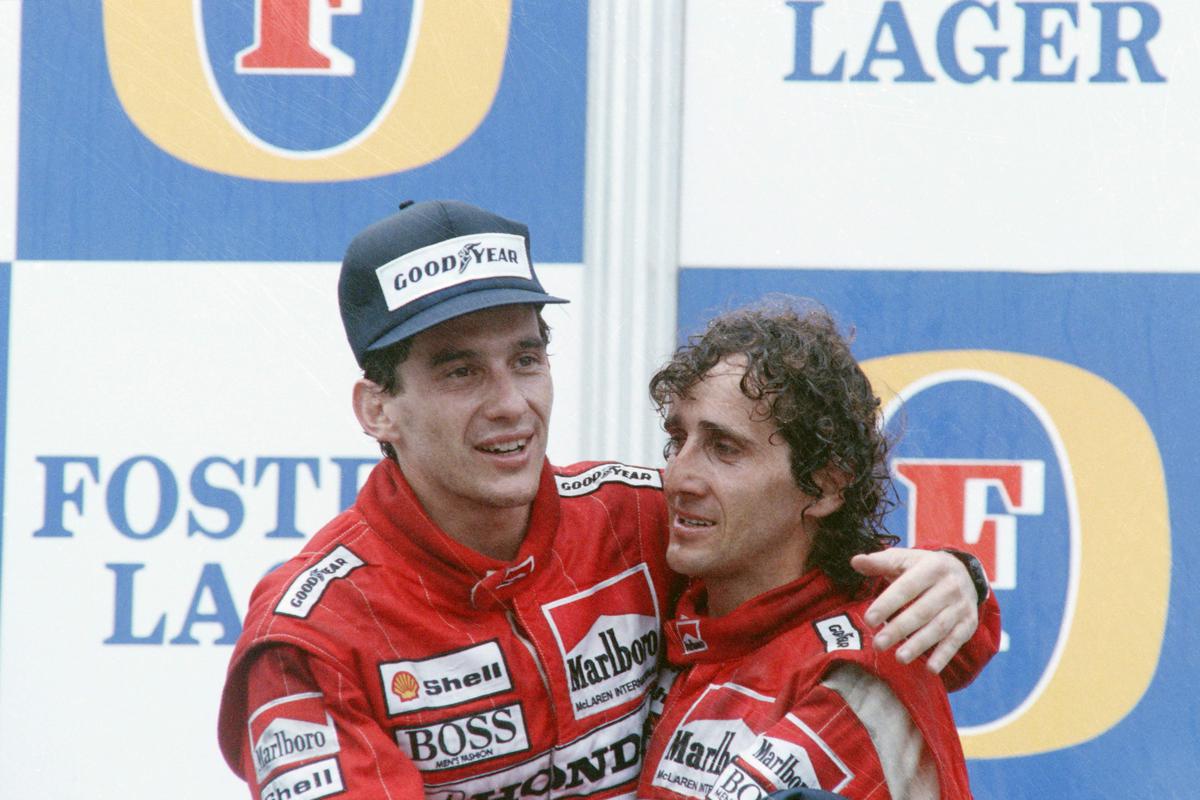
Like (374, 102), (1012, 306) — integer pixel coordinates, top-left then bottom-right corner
(480, 477), (542, 509)
(665, 544), (707, 579)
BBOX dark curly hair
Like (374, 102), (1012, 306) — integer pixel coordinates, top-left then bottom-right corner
(649, 298), (897, 592)
(361, 310), (552, 461)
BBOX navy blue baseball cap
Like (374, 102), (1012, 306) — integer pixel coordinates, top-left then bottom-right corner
(338, 200), (568, 367)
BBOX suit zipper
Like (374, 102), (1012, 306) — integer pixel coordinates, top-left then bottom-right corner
(505, 608), (558, 731)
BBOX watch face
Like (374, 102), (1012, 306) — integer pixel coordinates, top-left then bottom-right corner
(965, 555), (990, 604)
(945, 550), (989, 605)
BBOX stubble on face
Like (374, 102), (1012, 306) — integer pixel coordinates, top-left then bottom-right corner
(663, 359), (818, 613)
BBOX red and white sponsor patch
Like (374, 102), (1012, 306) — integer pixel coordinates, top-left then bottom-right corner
(422, 700), (647, 800)
(653, 683), (852, 799)
(729, 713), (853, 795)
(676, 618), (708, 654)
(541, 564), (662, 719)
(651, 715), (758, 799)
(248, 692), (341, 783)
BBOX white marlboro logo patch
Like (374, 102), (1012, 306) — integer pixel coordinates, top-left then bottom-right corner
(542, 564), (662, 719)
(729, 715), (854, 796)
(375, 232), (532, 310)
(652, 683), (853, 798)
(248, 693), (341, 783)
(653, 717), (758, 799)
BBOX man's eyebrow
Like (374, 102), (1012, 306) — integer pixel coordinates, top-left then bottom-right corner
(662, 415), (750, 444)
(429, 338), (545, 367)
(428, 348), (477, 368)
(697, 419), (752, 446)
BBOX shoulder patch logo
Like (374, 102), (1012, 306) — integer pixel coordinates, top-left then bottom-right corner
(248, 692), (341, 783)
(813, 614), (862, 653)
(275, 545), (366, 619)
(555, 463), (662, 497)
(259, 756), (344, 800)
(676, 619), (708, 655)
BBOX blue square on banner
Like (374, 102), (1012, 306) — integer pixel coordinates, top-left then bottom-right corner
(17, 1), (586, 263)
(677, 268), (1199, 798)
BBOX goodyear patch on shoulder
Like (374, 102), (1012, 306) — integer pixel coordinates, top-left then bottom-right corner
(555, 463), (662, 497)
(275, 546), (365, 619)
(813, 613), (863, 653)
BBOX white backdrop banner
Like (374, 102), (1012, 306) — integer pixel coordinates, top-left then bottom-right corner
(680, 0), (1194, 271)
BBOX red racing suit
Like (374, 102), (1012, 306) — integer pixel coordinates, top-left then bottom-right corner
(219, 459), (997, 800)
(638, 571), (1001, 800)
(219, 459), (673, 800)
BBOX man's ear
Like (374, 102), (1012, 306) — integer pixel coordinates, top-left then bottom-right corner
(805, 464), (850, 519)
(353, 379), (402, 445)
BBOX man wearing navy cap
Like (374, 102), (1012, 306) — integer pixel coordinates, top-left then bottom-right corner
(217, 201), (993, 800)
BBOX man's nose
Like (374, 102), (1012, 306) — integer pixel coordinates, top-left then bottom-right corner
(664, 441), (705, 498)
(483, 370), (526, 418)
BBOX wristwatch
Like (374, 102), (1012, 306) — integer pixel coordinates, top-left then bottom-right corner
(942, 549), (990, 605)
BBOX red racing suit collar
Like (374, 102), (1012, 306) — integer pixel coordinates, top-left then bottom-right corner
(356, 457), (563, 609)
(664, 570), (869, 665)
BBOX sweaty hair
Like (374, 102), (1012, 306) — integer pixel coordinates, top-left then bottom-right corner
(648, 298), (897, 592)
(360, 311), (552, 460)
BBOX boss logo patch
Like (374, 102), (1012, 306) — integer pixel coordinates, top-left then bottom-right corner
(395, 703), (530, 771)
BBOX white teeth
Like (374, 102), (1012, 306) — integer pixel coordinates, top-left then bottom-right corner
(677, 515), (714, 528)
(482, 439), (526, 454)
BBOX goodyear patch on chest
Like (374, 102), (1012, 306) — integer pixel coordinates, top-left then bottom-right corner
(555, 463), (662, 497)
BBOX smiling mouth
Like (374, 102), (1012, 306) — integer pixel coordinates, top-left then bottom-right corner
(478, 438), (529, 455)
(674, 512), (715, 529)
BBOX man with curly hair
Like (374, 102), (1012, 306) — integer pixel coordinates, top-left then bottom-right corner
(638, 299), (997, 800)
(218, 202), (994, 800)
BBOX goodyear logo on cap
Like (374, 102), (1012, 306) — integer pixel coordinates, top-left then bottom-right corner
(375, 233), (532, 310)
